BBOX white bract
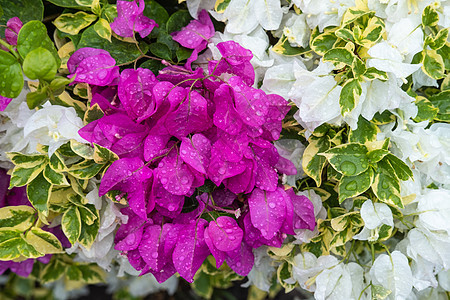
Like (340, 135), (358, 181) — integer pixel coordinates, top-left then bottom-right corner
(354, 200), (393, 241)
(370, 251), (413, 300)
(23, 105), (86, 156)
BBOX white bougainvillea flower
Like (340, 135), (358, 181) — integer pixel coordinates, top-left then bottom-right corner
(367, 41), (422, 79)
(222, 0), (283, 34)
(242, 247), (276, 292)
(417, 189), (450, 235)
(387, 17), (423, 60)
(273, 12), (310, 48)
(314, 262), (365, 300)
(354, 200), (393, 241)
(23, 105), (87, 156)
(290, 60), (342, 132)
(289, 252), (339, 292)
(407, 227), (450, 274)
(370, 251), (413, 300)
(293, 0), (354, 31)
(344, 76), (417, 129)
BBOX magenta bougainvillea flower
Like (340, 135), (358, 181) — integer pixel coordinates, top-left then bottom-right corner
(0, 95), (12, 111)
(67, 47), (119, 86)
(172, 10), (215, 52)
(110, 0), (157, 38)
(4, 17), (22, 46)
(72, 9), (316, 283)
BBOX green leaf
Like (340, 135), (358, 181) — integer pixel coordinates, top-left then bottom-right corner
(437, 43), (450, 70)
(166, 9), (192, 33)
(372, 161), (403, 209)
(22, 47), (57, 81)
(323, 47), (355, 67)
(67, 159), (103, 180)
(41, 257), (66, 283)
(429, 90), (450, 122)
(24, 227), (63, 254)
(310, 31), (338, 56)
(192, 271), (213, 299)
(320, 143), (369, 176)
(43, 165), (69, 186)
(142, 0), (169, 27)
(356, 17), (384, 47)
(377, 224), (393, 242)
(149, 42), (172, 61)
(362, 67), (388, 81)
(53, 12), (97, 35)
(101, 4), (117, 23)
(93, 144), (118, 164)
(9, 164), (46, 188)
(67, 265), (83, 281)
(70, 140), (94, 160)
(49, 152), (66, 171)
(302, 135), (331, 186)
(442, 74), (450, 91)
(26, 172), (52, 216)
(17, 21), (60, 68)
(0, 0), (43, 36)
(0, 50), (24, 98)
(422, 49), (445, 79)
(61, 206), (81, 245)
(176, 47), (193, 62)
(0, 230), (42, 260)
(78, 204), (99, 248)
(83, 103), (104, 124)
(348, 116), (378, 143)
(338, 167), (374, 202)
(214, 0), (231, 13)
(384, 154), (413, 181)
(413, 96), (438, 122)
(341, 7), (373, 26)
(339, 78), (362, 115)
(335, 28), (355, 42)
(93, 18), (112, 42)
(368, 149), (389, 164)
(422, 5), (439, 27)
(77, 26), (147, 65)
(0, 206), (36, 231)
(424, 28), (448, 50)
(352, 57), (366, 77)
(139, 59), (164, 75)
(77, 264), (105, 284)
(49, 77), (74, 95)
(272, 35), (312, 56)
(46, 0), (89, 9)
(6, 152), (47, 168)
(26, 87), (49, 109)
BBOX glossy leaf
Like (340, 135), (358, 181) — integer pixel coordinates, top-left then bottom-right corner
(320, 143), (369, 176)
(0, 206), (36, 231)
(0, 50), (23, 98)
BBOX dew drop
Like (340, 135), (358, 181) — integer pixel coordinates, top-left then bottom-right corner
(340, 161), (356, 175)
(152, 252), (158, 259)
(345, 181), (357, 191)
(160, 178), (168, 184)
(268, 202), (276, 209)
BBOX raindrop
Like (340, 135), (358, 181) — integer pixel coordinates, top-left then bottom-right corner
(340, 161), (357, 175)
(268, 202), (276, 209)
(160, 178), (168, 184)
(151, 252), (158, 259)
(345, 181), (357, 191)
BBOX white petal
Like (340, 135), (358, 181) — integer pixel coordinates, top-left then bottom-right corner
(370, 251), (413, 300)
(367, 41), (421, 78)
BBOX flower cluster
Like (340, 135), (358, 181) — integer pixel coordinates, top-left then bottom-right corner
(67, 8), (315, 283)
